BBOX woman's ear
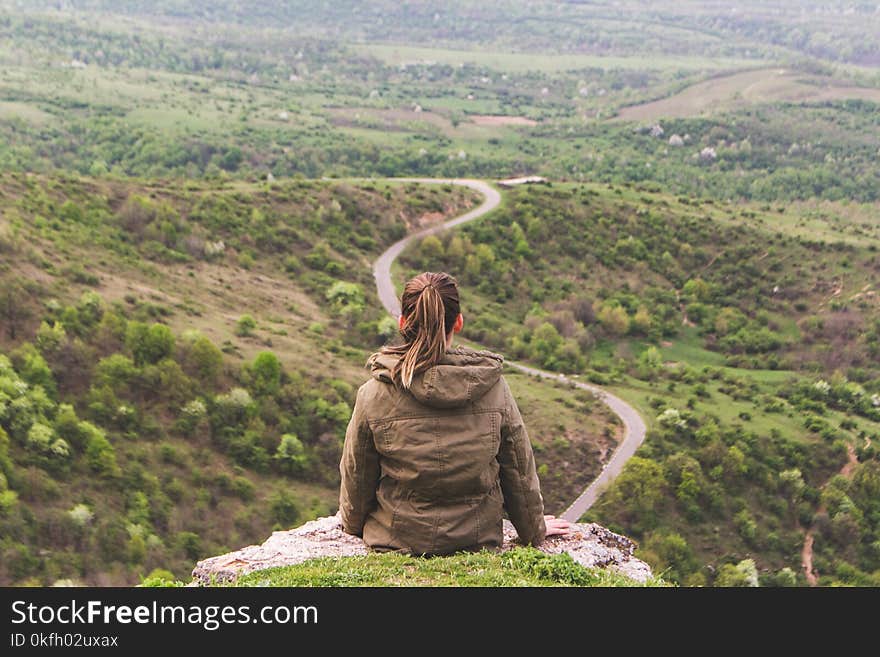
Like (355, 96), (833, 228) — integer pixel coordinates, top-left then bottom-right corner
(398, 314), (407, 330)
(453, 313), (464, 334)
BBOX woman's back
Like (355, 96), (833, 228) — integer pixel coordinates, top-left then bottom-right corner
(339, 345), (547, 556)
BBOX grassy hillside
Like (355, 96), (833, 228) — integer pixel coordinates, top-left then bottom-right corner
(1, 1), (879, 588)
(0, 173), (624, 585)
(400, 182), (880, 586)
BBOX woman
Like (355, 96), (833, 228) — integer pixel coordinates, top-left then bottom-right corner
(339, 271), (570, 556)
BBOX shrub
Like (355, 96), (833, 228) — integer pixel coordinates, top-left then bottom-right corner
(12, 343), (56, 398)
(35, 320), (67, 354)
(84, 425), (120, 477)
(235, 314), (257, 337)
(0, 489), (18, 517)
(249, 351), (282, 396)
(126, 322), (175, 366)
(176, 532), (202, 561)
(275, 433), (308, 476)
(269, 489), (300, 528)
(140, 568), (182, 587)
(94, 354), (139, 390)
(176, 331), (223, 385)
(714, 558), (759, 587)
(67, 503), (94, 527)
(232, 476), (255, 502)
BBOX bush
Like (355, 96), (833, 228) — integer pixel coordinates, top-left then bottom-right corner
(126, 322), (175, 366)
(235, 315), (257, 337)
(714, 558), (759, 587)
(232, 476), (256, 502)
(140, 568), (183, 587)
(176, 532), (202, 561)
(176, 331), (223, 385)
(84, 424), (120, 477)
(275, 433), (308, 476)
(249, 351), (282, 396)
(269, 489), (300, 528)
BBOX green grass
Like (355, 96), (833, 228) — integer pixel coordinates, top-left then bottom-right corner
(224, 547), (665, 587)
(357, 43), (754, 73)
(615, 68), (880, 121)
(0, 100), (55, 125)
(608, 369), (880, 447)
(656, 328), (798, 385)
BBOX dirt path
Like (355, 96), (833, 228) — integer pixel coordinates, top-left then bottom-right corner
(801, 443), (859, 586)
(371, 178), (648, 522)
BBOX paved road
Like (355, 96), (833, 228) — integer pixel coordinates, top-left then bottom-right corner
(372, 178), (501, 318)
(370, 178), (647, 522)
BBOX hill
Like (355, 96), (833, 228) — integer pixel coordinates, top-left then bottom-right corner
(1, 1), (879, 589)
(399, 182), (880, 586)
(0, 172), (624, 585)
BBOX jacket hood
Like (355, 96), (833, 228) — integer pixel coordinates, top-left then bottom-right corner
(369, 346), (504, 408)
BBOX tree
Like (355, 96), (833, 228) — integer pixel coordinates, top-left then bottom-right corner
(734, 509), (758, 544)
(76, 291), (104, 328)
(36, 320), (67, 354)
(0, 279), (33, 340)
(275, 433), (308, 475)
(597, 302), (630, 337)
(642, 531), (697, 584)
(12, 343), (56, 398)
(419, 235), (445, 261)
(714, 558), (759, 587)
(631, 307), (654, 336)
(510, 221), (530, 257)
(606, 456), (667, 518)
(84, 423), (120, 477)
(682, 277), (712, 303)
(269, 489), (300, 528)
(779, 468), (806, 503)
(376, 315), (399, 342)
(249, 351), (282, 396)
(531, 322), (564, 368)
(714, 307), (747, 337)
(126, 322), (174, 365)
(637, 345), (662, 380)
(723, 445), (748, 479)
(325, 281), (365, 325)
(761, 567), (798, 587)
(176, 330), (223, 385)
(570, 297), (596, 325)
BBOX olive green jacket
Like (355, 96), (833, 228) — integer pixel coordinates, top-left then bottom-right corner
(339, 345), (546, 556)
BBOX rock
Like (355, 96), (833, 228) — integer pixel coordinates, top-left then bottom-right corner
(191, 516), (653, 585)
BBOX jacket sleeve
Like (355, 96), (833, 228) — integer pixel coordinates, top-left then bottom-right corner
(338, 384), (380, 537)
(497, 376), (547, 545)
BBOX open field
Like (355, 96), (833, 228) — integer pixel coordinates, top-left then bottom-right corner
(358, 43), (759, 73)
(616, 68), (880, 121)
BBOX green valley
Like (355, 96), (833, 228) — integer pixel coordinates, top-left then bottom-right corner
(1, 0), (878, 587)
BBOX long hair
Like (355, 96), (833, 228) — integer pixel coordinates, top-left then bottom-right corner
(377, 272), (460, 389)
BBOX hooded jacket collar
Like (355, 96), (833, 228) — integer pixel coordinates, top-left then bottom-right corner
(369, 346), (504, 409)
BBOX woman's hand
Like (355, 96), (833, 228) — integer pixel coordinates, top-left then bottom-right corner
(544, 514), (572, 537)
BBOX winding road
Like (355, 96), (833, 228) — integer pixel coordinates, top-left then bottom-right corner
(371, 178), (648, 522)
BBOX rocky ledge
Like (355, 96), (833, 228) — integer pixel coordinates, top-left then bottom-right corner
(191, 515), (652, 585)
